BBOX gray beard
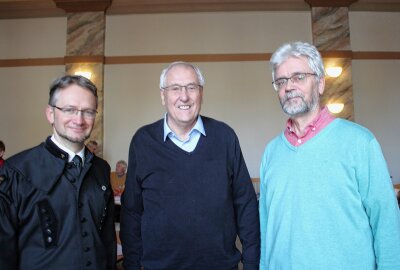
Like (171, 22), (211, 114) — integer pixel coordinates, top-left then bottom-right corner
(280, 90), (319, 117)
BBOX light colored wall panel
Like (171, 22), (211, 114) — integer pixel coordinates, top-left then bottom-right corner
(104, 62), (286, 177)
(106, 11), (312, 55)
(103, 63), (165, 169)
(0, 17), (66, 59)
(352, 60), (400, 184)
(200, 62), (286, 177)
(0, 66), (66, 157)
(349, 12), (400, 51)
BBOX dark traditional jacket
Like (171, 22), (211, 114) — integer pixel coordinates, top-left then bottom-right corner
(0, 137), (116, 270)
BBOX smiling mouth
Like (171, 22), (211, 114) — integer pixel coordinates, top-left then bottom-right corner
(178, 105), (190, 110)
(285, 94), (303, 102)
(70, 126), (86, 132)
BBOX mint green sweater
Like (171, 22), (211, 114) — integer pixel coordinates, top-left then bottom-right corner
(260, 118), (400, 269)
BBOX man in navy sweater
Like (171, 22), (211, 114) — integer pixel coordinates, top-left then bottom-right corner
(120, 61), (260, 270)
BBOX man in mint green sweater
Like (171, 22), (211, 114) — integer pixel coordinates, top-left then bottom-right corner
(259, 41), (400, 269)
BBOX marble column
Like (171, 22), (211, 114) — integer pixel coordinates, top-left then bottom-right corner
(311, 7), (354, 120)
(65, 12), (106, 157)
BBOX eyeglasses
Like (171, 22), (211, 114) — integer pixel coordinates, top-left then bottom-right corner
(272, 73), (317, 91)
(161, 84), (202, 94)
(52, 105), (97, 119)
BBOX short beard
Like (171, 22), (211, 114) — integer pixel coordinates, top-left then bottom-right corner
(58, 132), (89, 144)
(280, 89), (319, 117)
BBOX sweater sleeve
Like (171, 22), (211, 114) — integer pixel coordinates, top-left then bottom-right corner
(120, 138), (143, 270)
(259, 149), (267, 270)
(358, 138), (400, 269)
(231, 134), (260, 270)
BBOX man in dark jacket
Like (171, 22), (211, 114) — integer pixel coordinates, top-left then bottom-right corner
(120, 62), (260, 270)
(0, 75), (116, 270)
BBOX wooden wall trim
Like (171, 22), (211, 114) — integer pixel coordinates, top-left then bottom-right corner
(105, 53), (272, 64)
(352, 51), (400, 60)
(0, 57), (64, 67)
(1, 51), (399, 67)
(320, 50), (353, 58)
(64, 55), (105, 63)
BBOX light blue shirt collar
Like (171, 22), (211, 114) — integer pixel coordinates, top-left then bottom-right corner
(163, 114), (206, 152)
(163, 114), (206, 142)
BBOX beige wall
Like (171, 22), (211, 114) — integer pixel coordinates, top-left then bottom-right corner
(349, 11), (400, 183)
(1, 11), (399, 183)
(349, 12), (400, 51)
(0, 66), (65, 154)
(0, 17), (66, 58)
(104, 11), (311, 176)
(352, 60), (400, 184)
(105, 12), (312, 55)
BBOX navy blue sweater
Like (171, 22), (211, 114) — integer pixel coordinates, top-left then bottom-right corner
(121, 116), (260, 270)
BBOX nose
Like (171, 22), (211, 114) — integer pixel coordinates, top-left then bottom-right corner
(178, 87), (189, 101)
(72, 111), (85, 123)
(284, 78), (296, 91)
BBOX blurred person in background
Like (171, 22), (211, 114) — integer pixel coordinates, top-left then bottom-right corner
(110, 160), (128, 196)
(86, 140), (98, 155)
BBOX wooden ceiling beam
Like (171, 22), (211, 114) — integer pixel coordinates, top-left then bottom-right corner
(53, 0), (112, 13)
(107, 1), (310, 14)
(0, 0), (399, 19)
(304, 0), (358, 7)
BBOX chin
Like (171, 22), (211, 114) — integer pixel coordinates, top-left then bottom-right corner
(66, 134), (90, 144)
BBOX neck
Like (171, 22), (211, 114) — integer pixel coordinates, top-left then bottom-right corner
(290, 107), (321, 137)
(53, 132), (84, 154)
(168, 119), (197, 141)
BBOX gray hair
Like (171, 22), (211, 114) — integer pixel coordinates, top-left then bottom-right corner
(159, 61), (205, 89)
(116, 160), (127, 168)
(49, 75), (98, 108)
(270, 41), (325, 81)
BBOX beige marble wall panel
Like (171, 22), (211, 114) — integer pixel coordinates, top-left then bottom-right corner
(312, 7), (351, 51)
(312, 7), (354, 120)
(66, 12), (105, 56)
(65, 11), (106, 156)
(320, 58), (354, 120)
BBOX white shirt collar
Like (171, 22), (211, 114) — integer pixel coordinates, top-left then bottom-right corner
(51, 135), (85, 163)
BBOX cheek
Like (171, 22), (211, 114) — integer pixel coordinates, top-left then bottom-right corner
(278, 92), (286, 101)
